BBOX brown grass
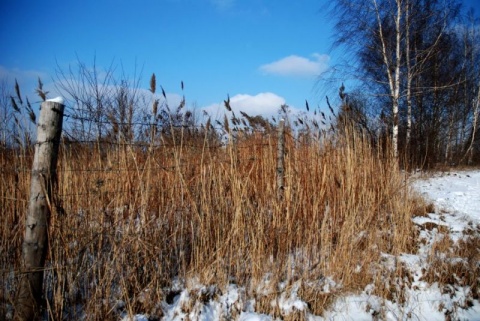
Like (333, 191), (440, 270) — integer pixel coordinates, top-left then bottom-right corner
(0, 123), (430, 320)
(423, 224), (480, 303)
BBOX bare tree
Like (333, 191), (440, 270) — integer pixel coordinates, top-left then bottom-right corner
(374, 0), (402, 158)
(326, 0), (478, 166)
(54, 57), (117, 141)
(466, 83), (480, 164)
(328, 0), (404, 158)
(0, 77), (12, 148)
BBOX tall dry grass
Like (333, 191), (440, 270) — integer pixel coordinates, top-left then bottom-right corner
(1, 121), (424, 320)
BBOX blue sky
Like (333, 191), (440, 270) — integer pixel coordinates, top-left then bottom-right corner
(0, 0), (336, 118)
(1, 0), (480, 119)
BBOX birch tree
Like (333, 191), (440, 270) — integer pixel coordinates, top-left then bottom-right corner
(329, 0), (404, 158)
(373, 0), (402, 158)
(327, 0), (473, 165)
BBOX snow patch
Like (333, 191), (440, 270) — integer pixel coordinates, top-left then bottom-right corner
(46, 96), (65, 104)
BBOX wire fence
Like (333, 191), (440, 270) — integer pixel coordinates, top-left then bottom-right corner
(1, 101), (334, 215)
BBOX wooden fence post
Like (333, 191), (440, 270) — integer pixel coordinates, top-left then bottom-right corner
(277, 119), (285, 201)
(15, 100), (64, 320)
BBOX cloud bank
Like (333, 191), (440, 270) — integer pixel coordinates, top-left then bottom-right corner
(202, 92), (286, 119)
(0, 65), (50, 96)
(210, 0), (235, 10)
(259, 53), (330, 77)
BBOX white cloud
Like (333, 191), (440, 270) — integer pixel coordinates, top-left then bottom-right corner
(0, 64), (186, 116)
(0, 65), (49, 97)
(135, 87), (184, 108)
(210, 0), (235, 10)
(202, 92), (286, 120)
(259, 53), (330, 77)
(0, 65), (48, 83)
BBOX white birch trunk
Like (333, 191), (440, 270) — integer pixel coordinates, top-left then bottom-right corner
(373, 0), (402, 158)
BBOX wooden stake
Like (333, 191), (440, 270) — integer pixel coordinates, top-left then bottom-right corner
(15, 100), (64, 320)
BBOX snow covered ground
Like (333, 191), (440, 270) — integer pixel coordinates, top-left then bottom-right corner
(413, 170), (480, 236)
(122, 170), (480, 321)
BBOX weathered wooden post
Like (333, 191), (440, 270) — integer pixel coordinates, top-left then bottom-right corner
(15, 98), (64, 320)
(277, 119), (285, 201)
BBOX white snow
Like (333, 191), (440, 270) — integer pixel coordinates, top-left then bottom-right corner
(46, 96), (65, 104)
(238, 312), (272, 321)
(276, 281), (307, 315)
(117, 170), (480, 321)
(121, 314), (149, 321)
(412, 170), (480, 223)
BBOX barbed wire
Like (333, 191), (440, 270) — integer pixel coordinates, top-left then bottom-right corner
(56, 188), (144, 198)
(1, 111), (331, 195)
(1, 156), (317, 180)
(61, 110), (328, 134)
(0, 154), (272, 174)
(63, 112), (198, 128)
(58, 138), (232, 149)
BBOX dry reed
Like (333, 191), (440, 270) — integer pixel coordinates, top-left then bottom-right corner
(0, 119), (470, 320)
